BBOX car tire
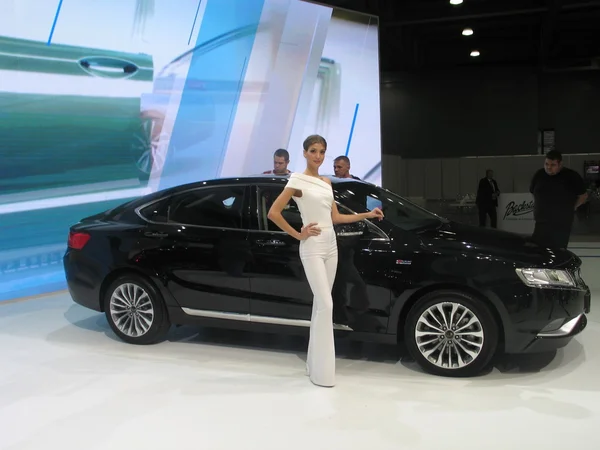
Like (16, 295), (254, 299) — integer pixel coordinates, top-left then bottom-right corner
(103, 274), (170, 345)
(404, 290), (498, 377)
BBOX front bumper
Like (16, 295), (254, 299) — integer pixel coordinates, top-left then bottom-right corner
(521, 312), (588, 353)
(496, 277), (591, 354)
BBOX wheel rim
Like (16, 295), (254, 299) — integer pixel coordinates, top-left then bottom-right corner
(415, 302), (484, 370)
(109, 283), (155, 337)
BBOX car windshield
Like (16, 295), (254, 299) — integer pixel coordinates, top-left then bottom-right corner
(333, 182), (446, 232)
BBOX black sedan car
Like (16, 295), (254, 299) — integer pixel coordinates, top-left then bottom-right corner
(64, 176), (591, 377)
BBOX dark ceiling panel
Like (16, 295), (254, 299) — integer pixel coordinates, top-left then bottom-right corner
(318, 0), (600, 71)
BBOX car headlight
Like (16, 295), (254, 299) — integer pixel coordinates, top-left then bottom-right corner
(515, 268), (575, 288)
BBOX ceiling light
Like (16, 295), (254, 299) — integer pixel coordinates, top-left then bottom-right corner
(470, 50), (480, 57)
(450, 0), (464, 5)
(462, 28), (474, 36)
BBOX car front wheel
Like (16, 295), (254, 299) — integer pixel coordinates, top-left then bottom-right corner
(104, 274), (171, 345)
(404, 290), (499, 377)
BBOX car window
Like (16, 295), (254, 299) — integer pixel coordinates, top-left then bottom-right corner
(138, 197), (171, 223)
(334, 200), (388, 240)
(366, 196), (383, 211)
(258, 186), (303, 232)
(334, 182), (445, 232)
(258, 184), (388, 239)
(167, 186), (245, 229)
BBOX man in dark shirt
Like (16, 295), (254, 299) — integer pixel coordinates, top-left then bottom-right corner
(529, 150), (588, 249)
(476, 169), (500, 228)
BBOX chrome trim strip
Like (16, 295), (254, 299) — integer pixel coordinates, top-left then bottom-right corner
(133, 182), (390, 240)
(181, 308), (250, 322)
(134, 184), (249, 232)
(247, 228), (286, 234)
(536, 314), (583, 338)
(181, 307), (353, 331)
(247, 224), (390, 241)
(335, 202), (390, 241)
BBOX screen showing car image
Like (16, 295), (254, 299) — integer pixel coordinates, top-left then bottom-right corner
(0, 0), (382, 301)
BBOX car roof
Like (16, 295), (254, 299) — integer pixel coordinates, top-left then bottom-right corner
(114, 175), (369, 214)
(166, 174), (367, 191)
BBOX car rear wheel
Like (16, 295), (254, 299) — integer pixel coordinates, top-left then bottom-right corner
(104, 274), (170, 345)
(404, 290), (498, 377)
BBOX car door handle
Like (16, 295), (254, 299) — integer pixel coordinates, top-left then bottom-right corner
(256, 239), (286, 247)
(144, 231), (168, 238)
(78, 56), (139, 78)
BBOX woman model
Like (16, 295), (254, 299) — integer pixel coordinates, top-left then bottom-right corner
(267, 134), (384, 387)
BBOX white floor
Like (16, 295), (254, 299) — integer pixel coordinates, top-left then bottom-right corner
(1, 247), (599, 450)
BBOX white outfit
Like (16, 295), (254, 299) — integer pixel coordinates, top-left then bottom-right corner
(285, 173), (338, 387)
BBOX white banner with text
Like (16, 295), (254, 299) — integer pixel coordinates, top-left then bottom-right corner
(498, 193), (535, 235)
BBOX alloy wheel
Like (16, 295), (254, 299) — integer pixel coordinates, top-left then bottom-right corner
(109, 282), (155, 337)
(414, 302), (484, 369)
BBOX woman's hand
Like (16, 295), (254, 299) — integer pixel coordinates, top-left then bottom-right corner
(367, 207), (384, 221)
(300, 222), (321, 240)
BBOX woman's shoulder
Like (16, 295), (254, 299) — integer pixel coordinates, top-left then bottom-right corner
(287, 173), (331, 189)
(285, 172), (304, 190)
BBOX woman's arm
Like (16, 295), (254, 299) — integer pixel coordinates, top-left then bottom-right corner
(319, 177), (384, 224)
(267, 188), (320, 241)
(331, 201), (384, 224)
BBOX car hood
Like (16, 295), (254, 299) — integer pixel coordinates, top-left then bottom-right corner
(417, 221), (577, 268)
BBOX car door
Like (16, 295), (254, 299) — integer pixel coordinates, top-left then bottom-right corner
(334, 182), (425, 333)
(246, 184), (314, 322)
(136, 184), (252, 315)
(246, 183), (393, 333)
(0, 35), (153, 194)
(331, 199), (393, 333)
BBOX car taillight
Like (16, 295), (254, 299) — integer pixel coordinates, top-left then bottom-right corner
(68, 231), (90, 250)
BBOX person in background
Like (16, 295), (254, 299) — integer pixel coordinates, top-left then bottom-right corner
(333, 156), (360, 179)
(529, 150), (588, 249)
(263, 149), (291, 175)
(476, 169), (500, 228)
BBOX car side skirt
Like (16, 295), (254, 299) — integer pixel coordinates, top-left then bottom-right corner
(166, 306), (398, 344)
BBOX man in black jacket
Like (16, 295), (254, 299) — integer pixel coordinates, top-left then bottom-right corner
(529, 150), (588, 249)
(476, 169), (500, 228)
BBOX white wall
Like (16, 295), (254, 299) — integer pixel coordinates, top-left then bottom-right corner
(382, 153), (600, 199)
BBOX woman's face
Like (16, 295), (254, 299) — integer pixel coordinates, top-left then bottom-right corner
(304, 142), (326, 169)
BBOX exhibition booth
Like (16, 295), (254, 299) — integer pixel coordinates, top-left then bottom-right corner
(1, 0), (595, 303)
(380, 152), (600, 235)
(1, 2), (598, 447)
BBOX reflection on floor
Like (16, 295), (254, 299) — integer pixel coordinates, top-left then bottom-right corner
(0, 248), (599, 450)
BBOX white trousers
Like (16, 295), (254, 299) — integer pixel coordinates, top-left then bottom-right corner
(300, 226), (338, 387)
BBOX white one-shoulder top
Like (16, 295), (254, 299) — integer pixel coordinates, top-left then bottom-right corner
(284, 173), (334, 229)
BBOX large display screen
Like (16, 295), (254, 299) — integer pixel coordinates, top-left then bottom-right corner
(0, 0), (382, 301)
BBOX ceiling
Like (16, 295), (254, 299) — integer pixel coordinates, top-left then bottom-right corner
(319, 0), (600, 72)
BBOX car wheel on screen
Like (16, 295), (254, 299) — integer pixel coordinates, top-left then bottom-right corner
(103, 274), (171, 345)
(131, 119), (154, 183)
(404, 290), (498, 377)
